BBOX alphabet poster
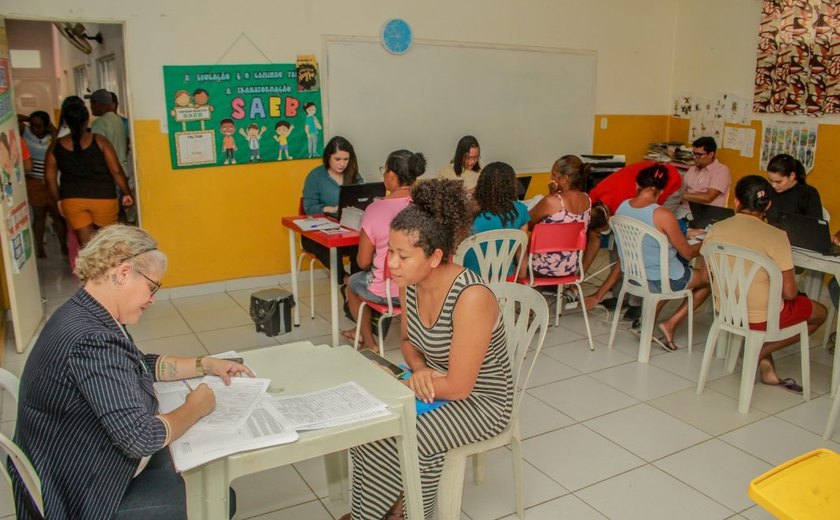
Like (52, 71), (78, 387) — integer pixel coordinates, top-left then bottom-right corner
(162, 64), (323, 169)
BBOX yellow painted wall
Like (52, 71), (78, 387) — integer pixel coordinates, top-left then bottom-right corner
(593, 115), (670, 164)
(134, 120), (313, 286)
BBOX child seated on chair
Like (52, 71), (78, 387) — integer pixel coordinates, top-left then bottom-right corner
(341, 150), (424, 350)
(462, 161), (530, 277)
(704, 176), (826, 392)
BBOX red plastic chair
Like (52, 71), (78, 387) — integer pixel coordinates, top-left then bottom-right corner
(522, 221), (594, 349)
(352, 260), (402, 356)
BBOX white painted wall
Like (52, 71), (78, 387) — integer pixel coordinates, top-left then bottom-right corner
(671, 0), (762, 101)
(3, 0), (679, 119)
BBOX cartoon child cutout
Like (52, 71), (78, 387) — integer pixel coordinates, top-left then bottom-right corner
(192, 88), (214, 131)
(273, 121), (295, 160)
(219, 119), (237, 165)
(303, 102), (322, 158)
(170, 90), (193, 131)
(239, 123), (266, 163)
(0, 134), (13, 204)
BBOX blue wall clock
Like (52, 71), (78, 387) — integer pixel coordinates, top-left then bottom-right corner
(381, 19), (413, 55)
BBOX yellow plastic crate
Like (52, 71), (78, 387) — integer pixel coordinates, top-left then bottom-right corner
(748, 448), (840, 519)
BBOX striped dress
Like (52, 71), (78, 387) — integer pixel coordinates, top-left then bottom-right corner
(350, 269), (513, 519)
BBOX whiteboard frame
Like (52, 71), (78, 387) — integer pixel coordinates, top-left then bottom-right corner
(322, 35), (598, 174)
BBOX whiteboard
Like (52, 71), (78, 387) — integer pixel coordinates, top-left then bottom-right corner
(324, 39), (597, 176)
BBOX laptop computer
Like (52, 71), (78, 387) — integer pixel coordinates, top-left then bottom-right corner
(334, 182), (386, 219)
(776, 212), (840, 256)
(516, 176), (532, 200)
(688, 201), (735, 230)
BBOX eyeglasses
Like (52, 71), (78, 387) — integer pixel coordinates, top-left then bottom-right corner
(379, 166), (386, 175)
(693, 152), (708, 158)
(136, 270), (162, 296)
(466, 155), (481, 161)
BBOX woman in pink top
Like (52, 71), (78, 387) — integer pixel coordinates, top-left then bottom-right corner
(342, 149), (426, 349)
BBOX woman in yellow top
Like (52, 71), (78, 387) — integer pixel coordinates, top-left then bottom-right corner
(436, 135), (481, 194)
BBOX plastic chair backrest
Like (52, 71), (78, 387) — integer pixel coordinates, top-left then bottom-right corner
(487, 282), (548, 418)
(701, 240), (785, 336)
(823, 206), (831, 222)
(0, 431), (44, 516)
(0, 368), (20, 403)
(380, 257), (399, 314)
(453, 229), (527, 284)
(610, 215), (679, 294)
(529, 221), (587, 255)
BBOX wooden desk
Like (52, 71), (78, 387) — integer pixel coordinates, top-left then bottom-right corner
(281, 216), (360, 347)
(182, 341), (423, 519)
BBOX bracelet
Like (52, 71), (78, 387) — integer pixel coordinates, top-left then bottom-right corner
(195, 356), (205, 377)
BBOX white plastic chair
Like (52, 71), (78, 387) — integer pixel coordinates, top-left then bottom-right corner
(698, 241), (811, 413)
(606, 216), (694, 363)
(0, 368), (43, 517)
(295, 199), (318, 321)
(0, 367), (19, 403)
(453, 229), (527, 284)
(437, 282), (549, 519)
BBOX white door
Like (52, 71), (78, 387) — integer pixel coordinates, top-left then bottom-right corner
(0, 18), (44, 353)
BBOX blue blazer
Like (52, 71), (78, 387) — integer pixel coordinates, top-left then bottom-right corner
(10, 289), (167, 519)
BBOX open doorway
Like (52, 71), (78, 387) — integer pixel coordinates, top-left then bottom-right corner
(5, 19), (132, 316)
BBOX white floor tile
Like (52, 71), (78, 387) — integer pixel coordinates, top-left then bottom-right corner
(649, 346), (731, 383)
(243, 499), (334, 520)
(527, 375), (639, 422)
(776, 395), (840, 441)
(497, 494), (607, 519)
(654, 439), (773, 512)
(522, 424), (644, 491)
(588, 362), (694, 401)
(518, 392), (576, 439)
(739, 505), (776, 520)
(231, 465), (317, 519)
(293, 457), (330, 499)
(584, 404), (710, 462)
(540, 341), (635, 374)
(575, 465), (732, 520)
(459, 446), (568, 520)
(706, 372), (815, 415)
(648, 387), (768, 436)
(719, 416), (840, 466)
(136, 333), (208, 357)
(197, 325), (280, 354)
(523, 353), (580, 389)
(127, 313), (193, 341)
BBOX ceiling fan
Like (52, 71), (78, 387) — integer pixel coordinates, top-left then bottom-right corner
(53, 22), (103, 55)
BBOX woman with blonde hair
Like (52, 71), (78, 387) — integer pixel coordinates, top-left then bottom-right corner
(10, 225), (250, 519)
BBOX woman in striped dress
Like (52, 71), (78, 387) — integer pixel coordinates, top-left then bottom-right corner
(342, 179), (514, 520)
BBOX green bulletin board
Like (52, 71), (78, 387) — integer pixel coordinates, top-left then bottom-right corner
(162, 64), (323, 169)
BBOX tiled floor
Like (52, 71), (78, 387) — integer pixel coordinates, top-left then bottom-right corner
(1, 243), (839, 519)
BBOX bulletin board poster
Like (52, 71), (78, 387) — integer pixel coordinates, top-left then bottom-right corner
(759, 119), (818, 172)
(0, 83), (33, 273)
(162, 64), (324, 169)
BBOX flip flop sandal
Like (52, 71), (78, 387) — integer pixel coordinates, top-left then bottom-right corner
(652, 335), (678, 352)
(775, 377), (803, 395)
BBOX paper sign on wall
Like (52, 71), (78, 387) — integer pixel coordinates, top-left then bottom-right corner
(162, 63), (324, 169)
(759, 119), (817, 172)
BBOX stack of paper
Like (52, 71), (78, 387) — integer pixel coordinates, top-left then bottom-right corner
(292, 217), (340, 231)
(261, 381), (390, 431)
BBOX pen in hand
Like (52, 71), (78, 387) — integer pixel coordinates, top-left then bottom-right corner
(183, 380), (194, 392)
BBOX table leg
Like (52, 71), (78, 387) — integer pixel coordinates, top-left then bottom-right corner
(288, 229), (301, 327)
(330, 247), (340, 347)
(395, 403), (423, 520)
(323, 450), (350, 502)
(184, 460), (229, 520)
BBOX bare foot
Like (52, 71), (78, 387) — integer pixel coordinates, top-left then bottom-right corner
(758, 356), (780, 385)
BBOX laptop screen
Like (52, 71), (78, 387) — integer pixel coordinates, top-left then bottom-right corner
(336, 182), (386, 218)
(688, 201), (734, 229)
(775, 212), (833, 253)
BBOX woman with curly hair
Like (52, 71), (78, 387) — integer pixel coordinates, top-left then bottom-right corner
(527, 155), (592, 277)
(462, 161), (529, 276)
(340, 179), (513, 520)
